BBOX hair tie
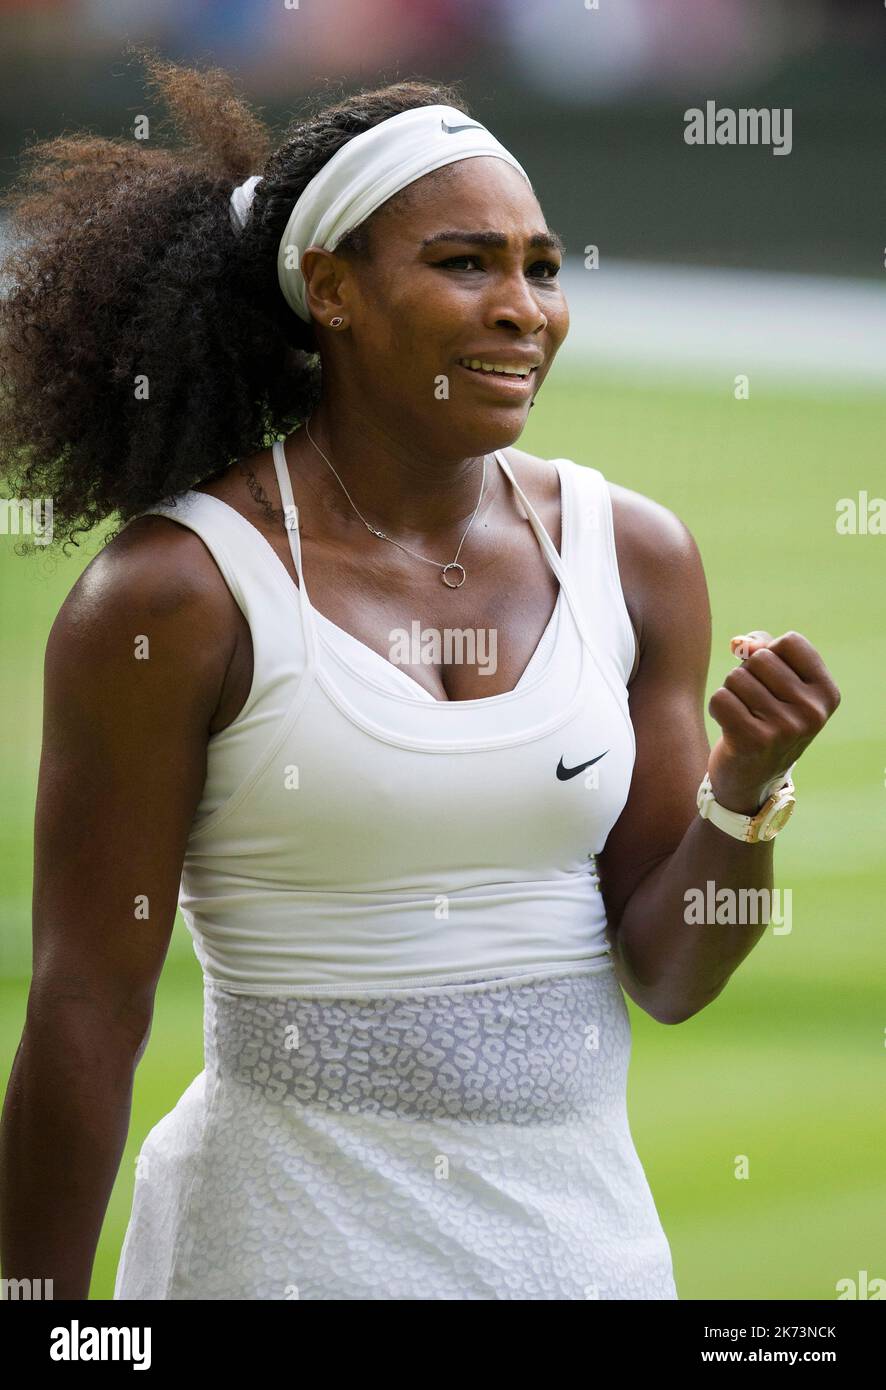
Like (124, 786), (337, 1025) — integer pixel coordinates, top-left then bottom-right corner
(229, 173), (264, 233)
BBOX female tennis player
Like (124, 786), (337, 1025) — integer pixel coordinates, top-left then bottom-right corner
(0, 57), (840, 1300)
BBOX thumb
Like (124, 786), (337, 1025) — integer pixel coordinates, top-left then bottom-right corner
(730, 630), (774, 660)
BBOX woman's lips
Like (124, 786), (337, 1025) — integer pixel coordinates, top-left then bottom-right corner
(456, 362), (538, 395)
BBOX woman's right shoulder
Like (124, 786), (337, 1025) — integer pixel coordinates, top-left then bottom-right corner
(77, 509), (234, 609)
(47, 510), (241, 687)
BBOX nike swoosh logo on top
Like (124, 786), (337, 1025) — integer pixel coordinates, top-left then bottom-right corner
(556, 751), (608, 781)
(441, 120), (483, 134)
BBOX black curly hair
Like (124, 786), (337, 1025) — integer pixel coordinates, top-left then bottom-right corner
(0, 48), (468, 552)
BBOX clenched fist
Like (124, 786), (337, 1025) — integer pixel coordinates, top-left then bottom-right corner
(706, 630), (841, 815)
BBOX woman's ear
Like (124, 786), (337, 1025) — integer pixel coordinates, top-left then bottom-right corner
(301, 246), (349, 325)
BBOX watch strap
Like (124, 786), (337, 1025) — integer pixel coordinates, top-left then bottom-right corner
(697, 769), (796, 842)
(755, 761), (797, 809)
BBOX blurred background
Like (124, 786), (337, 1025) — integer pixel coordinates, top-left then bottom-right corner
(1, 0), (884, 1300)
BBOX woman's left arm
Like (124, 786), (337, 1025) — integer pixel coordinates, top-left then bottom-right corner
(597, 486), (841, 1025)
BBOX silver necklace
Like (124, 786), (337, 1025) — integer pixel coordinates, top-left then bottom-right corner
(303, 417), (487, 588)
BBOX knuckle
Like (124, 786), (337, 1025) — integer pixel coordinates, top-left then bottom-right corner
(746, 648), (775, 672)
(771, 630), (801, 655)
(777, 709), (808, 737)
(787, 698), (820, 728)
(807, 710), (829, 734)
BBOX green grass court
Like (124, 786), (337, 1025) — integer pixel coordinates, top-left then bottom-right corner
(1, 369), (883, 1299)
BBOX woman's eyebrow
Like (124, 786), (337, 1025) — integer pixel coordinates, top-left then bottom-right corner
(420, 229), (565, 253)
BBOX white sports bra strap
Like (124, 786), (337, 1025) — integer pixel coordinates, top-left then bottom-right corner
(492, 448), (567, 585)
(272, 438), (317, 662)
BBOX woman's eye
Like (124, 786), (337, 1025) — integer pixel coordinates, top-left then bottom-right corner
(437, 256), (561, 278)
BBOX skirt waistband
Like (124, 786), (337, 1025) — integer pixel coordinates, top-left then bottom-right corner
(202, 965), (631, 1126)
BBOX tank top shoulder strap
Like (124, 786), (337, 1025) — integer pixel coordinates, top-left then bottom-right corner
(138, 491), (272, 612)
(495, 447), (603, 665)
(555, 459), (638, 689)
(271, 438), (306, 579)
(271, 438), (321, 661)
(136, 489), (313, 721)
(493, 448), (566, 582)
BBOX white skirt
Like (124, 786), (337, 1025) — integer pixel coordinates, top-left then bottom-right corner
(114, 962), (677, 1300)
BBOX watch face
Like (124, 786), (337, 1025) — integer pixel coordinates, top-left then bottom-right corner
(762, 800), (795, 839)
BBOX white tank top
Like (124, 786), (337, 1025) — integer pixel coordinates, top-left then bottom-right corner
(141, 444), (637, 994)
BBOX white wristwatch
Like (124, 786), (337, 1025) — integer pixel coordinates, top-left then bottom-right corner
(697, 764), (797, 843)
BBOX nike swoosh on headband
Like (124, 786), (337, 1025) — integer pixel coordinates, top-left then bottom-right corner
(556, 751), (608, 781)
(440, 119), (484, 134)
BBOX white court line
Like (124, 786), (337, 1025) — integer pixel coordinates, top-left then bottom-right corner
(556, 259), (886, 389)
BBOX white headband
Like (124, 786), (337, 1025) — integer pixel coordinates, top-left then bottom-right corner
(229, 103), (532, 323)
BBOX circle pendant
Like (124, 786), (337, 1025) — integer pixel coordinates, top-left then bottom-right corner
(441, 562), (466, 588)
